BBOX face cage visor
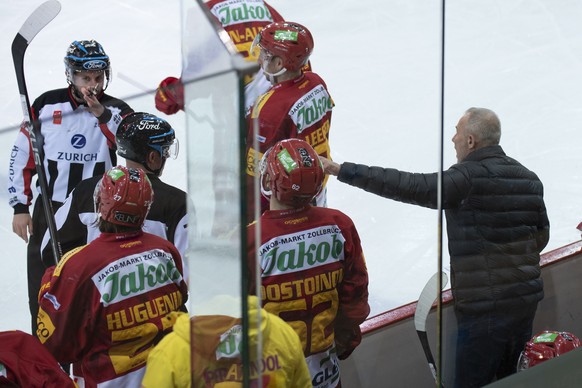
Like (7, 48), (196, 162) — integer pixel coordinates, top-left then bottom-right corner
(250, 33), (263, 60)
(93, 178), (103, 222)
(65, 67), (112, 93)
(151, 137), (179, 160)
(259, 147), (273, 200)
(250, 32), (287, 82)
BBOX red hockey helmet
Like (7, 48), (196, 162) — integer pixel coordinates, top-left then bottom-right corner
(95, 166), (153, 228)
(252, 22), (314, 72)
(260, 139), (323, 207)
(517, 330), (581, 371)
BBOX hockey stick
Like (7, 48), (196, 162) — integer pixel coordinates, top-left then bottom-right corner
(414, 271), (448, 386)
(12, 0), (63, 265)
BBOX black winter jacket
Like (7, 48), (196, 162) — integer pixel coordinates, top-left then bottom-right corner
(338, 145), (549, 314)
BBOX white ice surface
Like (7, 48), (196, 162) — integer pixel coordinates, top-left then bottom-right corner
(1, 0), (581, 333)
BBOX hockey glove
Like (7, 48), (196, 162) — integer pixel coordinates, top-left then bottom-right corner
(155, 76), (184, 115)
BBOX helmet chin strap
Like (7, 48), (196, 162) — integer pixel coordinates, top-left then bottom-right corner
(260, 173), (272, 202)
(262, 59), (287, 84)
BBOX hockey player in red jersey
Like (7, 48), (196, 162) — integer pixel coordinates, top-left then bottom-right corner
(0, 330), (76, 387)
(7, 39), (133, 337)
(247, 139), (369, 387)
(155, 0), (285, 116)
(37, 166), (188, 387)
(246, 21), (334, 218)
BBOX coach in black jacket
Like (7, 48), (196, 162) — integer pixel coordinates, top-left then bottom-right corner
(321, 107), (549, 388)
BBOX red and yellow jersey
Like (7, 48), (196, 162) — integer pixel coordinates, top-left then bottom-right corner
(206, 0), (283, 60)
(37, 231), (188, 388)
(247, 206), (369, 388)
(245, 72), (334, 217)
(246, 71), (334, 176)
(0, 330), (76, 387)
(204, 1), (295, 114)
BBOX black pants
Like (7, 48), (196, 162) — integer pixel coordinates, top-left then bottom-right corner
(454, 303), (538, 388)
(27, 197), (62, 336)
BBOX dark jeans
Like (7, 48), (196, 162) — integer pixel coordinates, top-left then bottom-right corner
(454, 303), (537, 388)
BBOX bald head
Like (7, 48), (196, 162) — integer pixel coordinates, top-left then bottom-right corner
(453, 107), (502, 162)
(464, 107), (501, 147)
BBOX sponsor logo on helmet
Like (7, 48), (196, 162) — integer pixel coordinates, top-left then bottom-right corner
(107, 168), (126, 181)
(128, 167), (142, 182)
(274, 30), (298, 42)
(259, 226), (345, 276)
(149, 131), (175, 145)
(289, 85), (333, 133)
(210, 0), (273, 27)
(114, 212), (141, 225)
(117, 145), (128, 156)
(533, 332), (559, 343)
(277, 149), (298, 173)
(83, 60), (108, 70)
(137, 120), (162, 130)
(298, 147), (312, 167)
